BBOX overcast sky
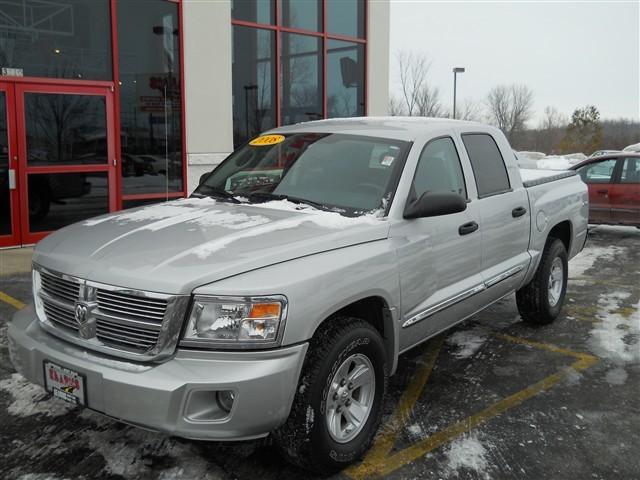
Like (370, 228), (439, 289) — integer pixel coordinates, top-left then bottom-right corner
(389, 0), (640, 124)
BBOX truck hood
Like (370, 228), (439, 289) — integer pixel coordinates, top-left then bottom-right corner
(33, 198), (389, 294)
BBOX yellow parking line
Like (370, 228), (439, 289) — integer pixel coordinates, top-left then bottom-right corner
(346, 334), (598, 479)
(346, 336), (444, 478)
(0, 291), (25, 310)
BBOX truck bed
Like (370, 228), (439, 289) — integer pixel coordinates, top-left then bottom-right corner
(520, 168), (577, 188)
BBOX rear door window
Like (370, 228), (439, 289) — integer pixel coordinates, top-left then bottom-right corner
(461, 133), (511, 198)
(620, 158), (640, 183)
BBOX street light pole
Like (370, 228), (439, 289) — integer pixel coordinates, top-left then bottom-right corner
(452, 67), (465, 119)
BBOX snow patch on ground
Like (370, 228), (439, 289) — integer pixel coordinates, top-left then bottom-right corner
(605, 367), (629, 386)
(569, 245), (626, 279)
(589, 292), (639, 365)
(407, 423), (424, 439)
(445, 433), (491, 479)
(78, 420), (224, 479)
(0, 373), (74, 418)
(447, 325), (489, 359)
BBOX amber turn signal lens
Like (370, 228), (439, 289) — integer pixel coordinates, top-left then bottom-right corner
(248, 303), (281, 318)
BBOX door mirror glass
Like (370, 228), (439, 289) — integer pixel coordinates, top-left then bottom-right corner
(404, 191), (467, 219)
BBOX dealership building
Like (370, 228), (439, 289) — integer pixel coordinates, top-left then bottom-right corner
(0, 0), (389, 248)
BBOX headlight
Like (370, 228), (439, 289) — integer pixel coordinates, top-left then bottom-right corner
(180, 295), (287, 349)
(32, 269), (46, 323)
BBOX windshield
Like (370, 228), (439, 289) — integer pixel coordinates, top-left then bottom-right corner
(193, 133), (409, 215)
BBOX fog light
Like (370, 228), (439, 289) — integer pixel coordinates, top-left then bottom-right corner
(216, 390), (235, 413)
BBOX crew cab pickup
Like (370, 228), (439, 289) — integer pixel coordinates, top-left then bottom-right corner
(8, 118), (588, 473)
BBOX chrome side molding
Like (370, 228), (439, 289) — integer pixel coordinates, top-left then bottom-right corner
(402, 264), (525, 328)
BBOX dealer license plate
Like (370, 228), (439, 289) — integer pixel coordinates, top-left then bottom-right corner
(43, 361), (86, 406)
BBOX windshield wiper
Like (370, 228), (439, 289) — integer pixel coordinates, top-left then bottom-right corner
(194, 185), (242, 204)
(245, 191), (330, 211)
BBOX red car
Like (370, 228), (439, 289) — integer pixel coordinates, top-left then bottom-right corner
(571, 153), (640, 227)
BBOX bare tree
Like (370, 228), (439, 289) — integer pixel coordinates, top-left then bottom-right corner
(389, 95), (405, 116)
(395, 50), (446, 117)
(456, 97), (483, 121)
(486, 84), (534, 142)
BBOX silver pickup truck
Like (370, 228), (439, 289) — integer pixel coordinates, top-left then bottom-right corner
(8, 118), (588, 473)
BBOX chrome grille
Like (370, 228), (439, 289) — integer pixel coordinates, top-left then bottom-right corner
(96, 290), (166, 323)
(34, 266), (188, 361)
(40, 271), (80, 304)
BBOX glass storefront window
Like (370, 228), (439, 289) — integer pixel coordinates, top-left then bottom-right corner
(24, 93), (108, 166)
(327, 0), (365, 39)
(232, 0), (274, 25)
(281, 0), (321, 32)
(281, 33), (322, 126)
(327, 40), (364, 118)
(0, 0), (112, 80)
(28, 172), (109, 232)
(231, 1), (368, 148)
(232, 26), (276, 147)
(117, 0), (183, 196)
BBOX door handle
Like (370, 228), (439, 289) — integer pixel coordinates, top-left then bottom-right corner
(458, 221), (479, 236)
(597, 189), (608, 195)
(8, 169), (16, 190)
(512, 206), (527, 218)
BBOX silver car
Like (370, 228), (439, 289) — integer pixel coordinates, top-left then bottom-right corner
(9, 118), (588, 473)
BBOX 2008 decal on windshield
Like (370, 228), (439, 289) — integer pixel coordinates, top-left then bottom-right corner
(249, 134), (285, 147)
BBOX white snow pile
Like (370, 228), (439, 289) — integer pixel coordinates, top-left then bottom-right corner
(536, 154), (586, 171)
(0, 373), (74, 418)
(446, 325), (489, 359)
(589, 292), (639, 365)
(623, 142), (640, 153)
(77, 411), (225, 479)
(517, 151), (547, 160)
(445, 433), (491, 479)
(568, 245), (627, 280)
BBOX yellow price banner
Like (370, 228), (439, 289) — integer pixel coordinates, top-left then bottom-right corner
(249, 134), (285, 147)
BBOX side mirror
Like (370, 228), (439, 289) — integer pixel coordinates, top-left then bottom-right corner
(199, 172), (210, 185)
(403, 191), (467, 219)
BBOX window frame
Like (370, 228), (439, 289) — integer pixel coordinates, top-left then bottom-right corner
(231, 0), (367, 145)
(407, 135), (469, 207)
(461, 132), (513, 199)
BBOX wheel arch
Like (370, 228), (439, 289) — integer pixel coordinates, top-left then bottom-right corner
(548, 220), (573, 253)
(311, 295), (399, 375)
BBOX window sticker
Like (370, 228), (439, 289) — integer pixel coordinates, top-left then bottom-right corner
(249, 134), (285, 147)
(381, 155), (396, 167)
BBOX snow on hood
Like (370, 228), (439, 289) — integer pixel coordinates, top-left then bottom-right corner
(33, 197), (389, 294)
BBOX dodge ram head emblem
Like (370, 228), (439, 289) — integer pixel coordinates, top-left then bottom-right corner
(74, 302), (97, 339)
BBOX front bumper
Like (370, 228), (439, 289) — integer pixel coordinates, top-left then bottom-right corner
(8, 305), (308, 441)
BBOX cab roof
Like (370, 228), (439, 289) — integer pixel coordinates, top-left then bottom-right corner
(268, 117), (490, 142)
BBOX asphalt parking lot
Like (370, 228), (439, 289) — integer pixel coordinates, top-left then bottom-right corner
(1, 225), (638, 480)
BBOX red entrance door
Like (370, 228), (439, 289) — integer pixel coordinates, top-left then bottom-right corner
(0, 82), (117, 247)
(0, 82), (20, 247)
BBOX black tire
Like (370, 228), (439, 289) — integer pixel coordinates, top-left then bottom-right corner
(273, 316), (388, 474)
(516, 238), (568, 325)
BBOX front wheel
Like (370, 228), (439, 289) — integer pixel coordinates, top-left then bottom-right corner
(516, 238), (568, 325)
(273, 316), (388, 473)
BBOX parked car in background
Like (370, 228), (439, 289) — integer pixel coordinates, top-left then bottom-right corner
(589, 150), (620, 158)
(9, 118), (588, 473)
(571, 153), (640, 227)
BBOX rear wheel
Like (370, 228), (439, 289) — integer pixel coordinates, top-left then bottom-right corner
(273, 316), (387, 473)
(516, 238), (568, 325)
